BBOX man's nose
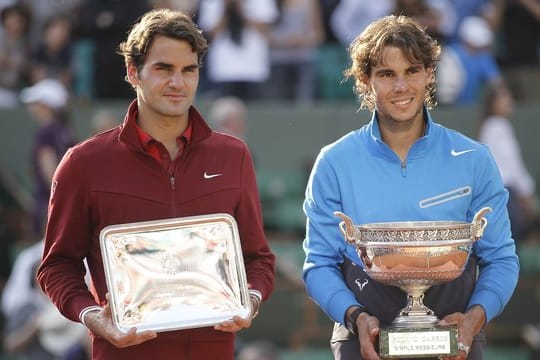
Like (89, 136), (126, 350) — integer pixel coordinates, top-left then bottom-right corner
(393, 77), (407, 92)
(169, 72), (185, 88)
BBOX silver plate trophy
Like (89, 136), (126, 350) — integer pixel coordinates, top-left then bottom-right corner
(100, 213), (250, 333)
(335, 207), (491, 358)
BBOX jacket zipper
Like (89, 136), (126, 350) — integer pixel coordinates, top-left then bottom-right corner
(169, 146), (191, 216)
(400, 161), (407, 177)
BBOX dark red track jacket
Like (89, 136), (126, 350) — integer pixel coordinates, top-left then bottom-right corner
(36, 101), (275, 359)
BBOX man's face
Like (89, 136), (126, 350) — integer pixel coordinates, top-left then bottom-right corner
(127, 35), (199, 122)
(363, 46), (433, 127)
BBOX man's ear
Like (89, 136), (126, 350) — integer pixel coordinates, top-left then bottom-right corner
(126, 63), (139, 86)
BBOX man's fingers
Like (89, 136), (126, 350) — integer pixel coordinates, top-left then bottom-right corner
(214, 316), (252, 332)
(112, 328), (157, 348)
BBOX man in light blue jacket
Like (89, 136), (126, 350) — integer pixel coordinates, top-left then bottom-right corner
(302, 15), (519, 360)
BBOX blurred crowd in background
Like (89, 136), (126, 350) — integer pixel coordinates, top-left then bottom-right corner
(0, 0), (539, 106)
(0, 0), (539, 359)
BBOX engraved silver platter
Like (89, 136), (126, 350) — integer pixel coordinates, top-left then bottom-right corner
(99, 213), (250, 333)
(335, 207), (491, 328)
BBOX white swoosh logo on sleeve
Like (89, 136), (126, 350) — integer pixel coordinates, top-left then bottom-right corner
(203, 172), (223, 179)
(451, 149), (476, 157)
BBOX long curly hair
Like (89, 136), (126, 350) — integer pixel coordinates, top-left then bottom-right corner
(344, 15), (441, 111)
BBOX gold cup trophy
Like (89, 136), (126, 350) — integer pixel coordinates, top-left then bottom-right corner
(335, 207), (491, 358)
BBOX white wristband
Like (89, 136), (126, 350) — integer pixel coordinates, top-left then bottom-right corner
(248, 289), (262, 319)
(248, 289), (262, 302)
(79, 305), (103, 326)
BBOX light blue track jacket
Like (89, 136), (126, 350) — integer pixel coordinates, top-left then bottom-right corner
(303, 109), (519, 326)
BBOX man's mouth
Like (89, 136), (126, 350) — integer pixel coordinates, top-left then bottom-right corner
(391, 97), (413, 106)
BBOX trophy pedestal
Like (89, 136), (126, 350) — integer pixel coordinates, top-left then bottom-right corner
(379, 326), (458, 359)
(378, 292), (458, 358)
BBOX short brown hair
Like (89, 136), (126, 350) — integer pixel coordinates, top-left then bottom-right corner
(344, 15), (441, 111)
(118, 8), (208, 72)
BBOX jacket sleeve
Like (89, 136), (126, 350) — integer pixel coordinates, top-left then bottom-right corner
(36, 147), (98, 322)
(236, 146), (275, 301)
(468, 147), (520, 322)
(302, 151), (360, 324)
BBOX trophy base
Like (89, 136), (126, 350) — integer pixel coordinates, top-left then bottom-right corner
(379, 325), (458, 358)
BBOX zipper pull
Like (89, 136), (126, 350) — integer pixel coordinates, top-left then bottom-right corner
(170, 176), (176, 191)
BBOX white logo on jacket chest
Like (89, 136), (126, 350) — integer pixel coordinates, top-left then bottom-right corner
(451, 149), (476, 156)
(203, 172), (223, 179)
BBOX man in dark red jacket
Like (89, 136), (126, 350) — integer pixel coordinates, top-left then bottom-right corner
(36, 8), (275, 360)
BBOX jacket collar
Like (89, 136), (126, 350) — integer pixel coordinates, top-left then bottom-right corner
(118, 100), (213, 150)
(367, 106), (434, 160)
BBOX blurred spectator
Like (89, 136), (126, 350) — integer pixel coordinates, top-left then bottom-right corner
(89, 109), (120, 136)
(198, 0), (279, 101)
(20, 78), (76, 235)
(436, 15), (503, 105)
(516, 216), (540, 350)
(207, 96), (248, 140)
(30, 15), (74, 87)
(1, 239), (86, 360)
(151, 0), (201, 14)
(393, 0), (455, 41)
(478, 86), (537, 240)
(1, 238), (42, 318)
(445, 0), (499, 42)
(265, 0), (324, 103)
(60, 336), (91, 360)
(38, 301), (88, 359)
(0, 4), (31, 108)
(206, 95), (259, 169)
(329, 0), (394, 47)
(496, 0), (540, 102)
(2, 240), (55, 360)
(324, 0), (393, 102)
(0, 206), (33, 290)
(19, 0), (83, 47)
(317, 0), (340, 43)
(76, 0), (150, 99)
(0, 0), (16, 16)
(237, 340), (278, 360)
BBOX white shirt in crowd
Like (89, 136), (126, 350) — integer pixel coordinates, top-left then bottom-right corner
(198, 0), (279, 82)
(479, 115), (535, 197)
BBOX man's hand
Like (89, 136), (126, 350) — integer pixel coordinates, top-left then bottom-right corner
(214, 291), (260, 332)
(438, 305), (486, 360)
(83, 303), (157, 348)
(214, 314), (253, 332)
(356, 312), (382, 360)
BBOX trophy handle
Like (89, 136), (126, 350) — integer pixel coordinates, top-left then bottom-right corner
(334, 211), (372, 268)
(471, 207), (492, 241)
(335, 211), (356, 244)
